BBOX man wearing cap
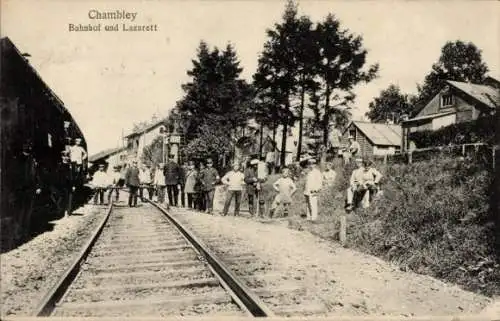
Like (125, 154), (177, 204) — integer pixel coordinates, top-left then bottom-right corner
(244, 158), (261, 216)
(125, 160), (141, 207)
(107, 165), (122, 203)
(304, 158), (323, 222)
(344, 136), (360, 165)
(200, 158), (220, 213)
(58, 150), (75, 216)
(69, 138), (87, 180)
(91, 164), (110, 205)
(346, 158), (382, 211)
(164, 154), (181, 207)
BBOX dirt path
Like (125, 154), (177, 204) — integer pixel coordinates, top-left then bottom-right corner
(172, 209), (491, 317)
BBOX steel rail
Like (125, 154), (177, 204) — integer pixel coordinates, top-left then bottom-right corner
(33, 202), (114, 316)
(148, 201), (276, 317)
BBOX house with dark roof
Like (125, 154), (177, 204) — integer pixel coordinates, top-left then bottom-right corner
(401, 79), (499, 151)
(342, 121), (402, 157)
(88, 146), (127, 174)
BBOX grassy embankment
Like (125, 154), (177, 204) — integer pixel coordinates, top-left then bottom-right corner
(258, 156), (499, 297)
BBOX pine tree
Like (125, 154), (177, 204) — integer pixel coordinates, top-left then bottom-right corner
(314, 14), (378, 145)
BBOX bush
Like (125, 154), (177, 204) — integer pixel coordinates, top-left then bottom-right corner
(274, 154), (499, 296)
(409, 116), (496, 148)
(347, 156), (499, 296)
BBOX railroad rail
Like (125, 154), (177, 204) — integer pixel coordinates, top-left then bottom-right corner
(169, 207), (333, 317)
(33, 201), (274, 317)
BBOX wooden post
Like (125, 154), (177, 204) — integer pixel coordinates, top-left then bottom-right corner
(383, 154), (387, 165)
(339, 215), (347, 246)
(408, 151), (413, 164)
(462, 144), (465, 156)
(493, 147), (496, 170)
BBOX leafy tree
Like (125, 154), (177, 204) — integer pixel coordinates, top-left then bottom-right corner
(183, 124), (233, 167)
(141, 136), (164, 167)
(365, 84), (416, 124)
(314, 14), (379, 145)
(415, 41), (489, 114)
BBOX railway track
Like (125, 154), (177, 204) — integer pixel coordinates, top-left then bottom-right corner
(33, 201), (274, 317)
(168, 207), (333, 317)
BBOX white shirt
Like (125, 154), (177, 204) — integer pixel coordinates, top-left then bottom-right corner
(70, 145), (87, 164)
(154, 169), (166, 186)
(322, 169), (337, 186)
(273, 177), (297, 200)
(350, 167), (382, 186)
(109, 171), (121, 184)
(92, 170), (111, 188)
(304, 167), (323, 196)
(221, 170), (245, 191)
(139, 169), (152, 184)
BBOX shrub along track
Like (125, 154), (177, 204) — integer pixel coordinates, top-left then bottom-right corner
(33, 201), (273, 317)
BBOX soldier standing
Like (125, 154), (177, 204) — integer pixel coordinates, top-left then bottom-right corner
(125, 160), (141, 207)
(244, 159), (260, 216)
(59, 150), (74, 216)
(201, 158), (219, 214)
(164, 154), (181, 207)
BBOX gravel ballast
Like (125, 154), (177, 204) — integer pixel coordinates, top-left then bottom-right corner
(1, 204), (106, 317)
(171, 208), (491, 317)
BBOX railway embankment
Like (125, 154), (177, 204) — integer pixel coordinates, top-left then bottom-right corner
(0, 204), (105, 317)
(259, 155), (499, 299)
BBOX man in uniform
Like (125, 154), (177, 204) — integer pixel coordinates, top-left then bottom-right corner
(201, 158), (220, 214)
(164, 154), (181, 207)
(16, 141), (41, 237)
(58, 150), (75, 216)
(244, 158), (261, 217)
(125, 160), (141, 207)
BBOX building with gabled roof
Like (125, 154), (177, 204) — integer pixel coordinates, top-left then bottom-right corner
(341, 121), (402, 157)
(401, 79), (499, 151)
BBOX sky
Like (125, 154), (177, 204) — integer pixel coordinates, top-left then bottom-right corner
(2, 0), (499, 155)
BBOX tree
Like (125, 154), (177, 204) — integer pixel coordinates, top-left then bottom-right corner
(415, 41), (489, 115)
(141, 136), (164, 167)
(177, 41), (254, 156)
(365, 84), (416, 124)
(314, 14), (379, 145)
(293, 15), (320, 161)
(253, 0), (302, 167)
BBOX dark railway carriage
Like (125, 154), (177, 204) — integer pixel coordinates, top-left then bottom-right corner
(1, 37), (88, 249)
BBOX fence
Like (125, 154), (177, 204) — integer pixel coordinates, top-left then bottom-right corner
(373, 143), (498, 169)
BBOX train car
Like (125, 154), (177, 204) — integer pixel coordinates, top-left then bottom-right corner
(1, 37), (88, 249)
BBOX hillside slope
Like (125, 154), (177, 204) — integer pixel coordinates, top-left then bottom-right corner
(259, 156), (499, 296)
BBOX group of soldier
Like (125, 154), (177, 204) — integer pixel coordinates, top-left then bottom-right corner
(88, 136), (383, 220)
